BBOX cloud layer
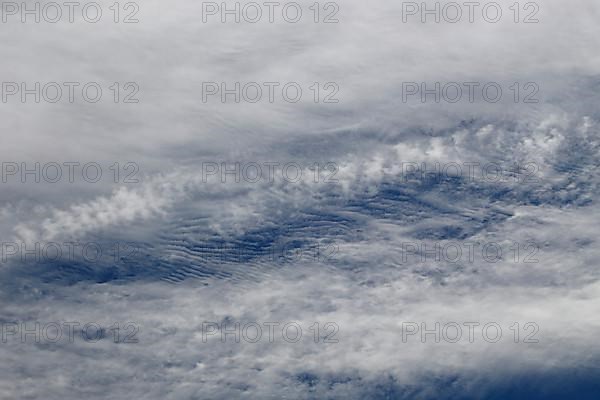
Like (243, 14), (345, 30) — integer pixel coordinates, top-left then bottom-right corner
(1, 0), (600, 398)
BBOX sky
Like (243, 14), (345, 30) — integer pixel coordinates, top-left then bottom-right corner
(1, 0), (600, 398)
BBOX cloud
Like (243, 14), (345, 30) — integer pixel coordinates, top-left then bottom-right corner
(2, 0), (600, 398)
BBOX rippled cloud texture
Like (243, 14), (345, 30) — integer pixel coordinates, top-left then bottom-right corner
(1, 0), (600, 398)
